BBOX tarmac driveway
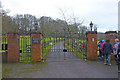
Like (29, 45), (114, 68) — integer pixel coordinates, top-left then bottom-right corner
(2, 42), (118, 78)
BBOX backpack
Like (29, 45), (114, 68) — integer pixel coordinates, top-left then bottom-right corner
(100, 42), (105, 52)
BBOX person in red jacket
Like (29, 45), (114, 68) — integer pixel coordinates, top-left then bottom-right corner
(100, 40), (105, 59)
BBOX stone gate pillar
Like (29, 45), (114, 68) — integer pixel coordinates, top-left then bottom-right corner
(7, 33), (19, 62)
(31, 33), (42, 62)
(105, 31), (117, 59)
(86, 31), (97, 60)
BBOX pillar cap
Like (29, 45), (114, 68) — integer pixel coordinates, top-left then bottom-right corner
(31, 32), (42, 34)
(105, 31), (117, 34)
(7, 32), (19, 35)
(86, 31), (97, 35)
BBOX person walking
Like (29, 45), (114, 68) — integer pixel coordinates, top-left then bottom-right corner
(113, 38), (119, 65)
(98, 41), (102, 60)
(117, 42), (120, 65)
(103, 39), (113, 66)
(100, 40), (105, 59)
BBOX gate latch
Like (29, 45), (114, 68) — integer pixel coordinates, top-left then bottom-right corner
(63, 49), (67, 52)
(2, 44), (8, 50)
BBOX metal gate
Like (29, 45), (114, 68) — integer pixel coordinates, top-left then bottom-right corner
(1, 34), (8, 63)
(41, 31), (87, 61)
(19, 34), (32, 63)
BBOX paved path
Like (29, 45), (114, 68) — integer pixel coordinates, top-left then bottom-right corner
(46, 42), (79, 62)
(33, 42), (118, 78)
(3, 42), (118, 78)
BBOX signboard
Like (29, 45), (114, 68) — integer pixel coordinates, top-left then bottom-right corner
(92, 38), (94, 44)
(32, 38), (40, 43)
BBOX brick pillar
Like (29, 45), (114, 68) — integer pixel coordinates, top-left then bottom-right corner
(8, 34), (19, 62)
(86, 31), (97, 60)
(105, 31), (117, 59)
(31, 33), (41, 62)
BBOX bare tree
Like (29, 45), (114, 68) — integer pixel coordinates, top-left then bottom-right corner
(57, 7), (85, 39)
(0, 1), (10, 15)
(13, 14), (37, 34)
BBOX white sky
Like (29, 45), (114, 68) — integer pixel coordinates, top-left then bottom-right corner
(1, 0), (119, 32)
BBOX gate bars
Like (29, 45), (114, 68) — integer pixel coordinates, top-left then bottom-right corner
(41, 32), (87, 60)
(19, 35), (31, 63)
(1, 32), (87, 63)
(1, 34), (8, 63)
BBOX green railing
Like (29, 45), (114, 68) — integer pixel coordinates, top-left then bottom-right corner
(0, 34), (8, 53)
(19, 36), (31, 63)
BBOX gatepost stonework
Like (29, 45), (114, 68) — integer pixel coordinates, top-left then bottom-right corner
(86, 31), (97, 60)
(31, 33), (42, 62)
(7, 33), (19, 62)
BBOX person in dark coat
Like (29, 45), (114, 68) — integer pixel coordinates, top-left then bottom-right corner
(103, 39), (113, 66)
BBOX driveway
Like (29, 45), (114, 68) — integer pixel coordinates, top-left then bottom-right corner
(2, 42), (118, 78)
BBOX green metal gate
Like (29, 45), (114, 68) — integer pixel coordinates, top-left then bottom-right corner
(1, 34), (8, 63)
(19, 35), (32, 63)
(41, 31), (87, 61)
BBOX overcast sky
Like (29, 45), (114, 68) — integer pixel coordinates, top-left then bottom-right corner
(1, 0), (119, 32)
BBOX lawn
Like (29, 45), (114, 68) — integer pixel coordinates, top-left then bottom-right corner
(2, 62), (45, 78)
